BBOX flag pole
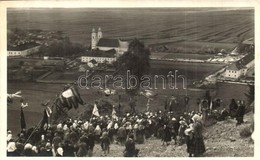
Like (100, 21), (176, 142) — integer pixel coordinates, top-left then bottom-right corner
(89, 114), (93, 123)
(24, 117), (43, 144)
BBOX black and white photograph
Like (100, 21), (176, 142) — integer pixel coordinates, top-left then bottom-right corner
(1, 0), (257, 158)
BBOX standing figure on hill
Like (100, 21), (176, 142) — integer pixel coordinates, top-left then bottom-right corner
(117, 125), (127, 146)
(184, 124), (194, 157)
(165, 95), (177, 112)
(191, 114), (206, 157)
(177, 120), (188, 145)
(100, 130), (110, 156)
(201, 99), (209, 122)
(162, 124), (172, 146)
(236, 100), (246, 125)
(229, 99), (238, 119)
(123, 134), (138, 157)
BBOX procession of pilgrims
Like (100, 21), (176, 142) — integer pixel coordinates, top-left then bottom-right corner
(7, 86), (248, 157)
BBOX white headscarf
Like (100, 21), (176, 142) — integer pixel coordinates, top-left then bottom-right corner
(62, 124), (68, 131)
(114, 123), (119, 130)
(95, 125), (101, 135)
(24, 143), (32, 150)
(83, 121), (89, 130)
(57, 147), (63, 156)
(107, 121), (113, 130)
(32, 146), (38, 154)
(192, 114), (202, 123)
(7, 134), (12, 142)
(7, 142), (16, 152)
(57, 123), (62, 130)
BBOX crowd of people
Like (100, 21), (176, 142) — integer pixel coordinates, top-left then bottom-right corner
(7, 97), (247, 157)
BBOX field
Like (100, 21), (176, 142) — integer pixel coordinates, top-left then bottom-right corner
(8, 8), (254, 48)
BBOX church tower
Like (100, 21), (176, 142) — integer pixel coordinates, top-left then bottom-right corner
(91, 28), (97, 50)
(97, 27), (103, 42)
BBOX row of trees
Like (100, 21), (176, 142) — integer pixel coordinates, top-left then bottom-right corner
(38, 37), (85, 57)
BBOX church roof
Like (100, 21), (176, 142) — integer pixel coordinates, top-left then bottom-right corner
(84, 49), (116, 58)
(227, 54), (254, 71)
(96, 38), (120, 48)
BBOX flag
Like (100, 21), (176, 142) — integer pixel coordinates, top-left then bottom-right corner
(57, 86), (84, 110)
(209, 100), (213, 112)
(46, 106), (52, 117)
(111, 107), (118, 119)
(92, 104), (100, 117)
(20, 107), (26, 130)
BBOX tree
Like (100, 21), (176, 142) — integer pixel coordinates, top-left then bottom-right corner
(43, 37), (84, 57)
(116, 38), (150, 112)
(245, 84), (254, 105)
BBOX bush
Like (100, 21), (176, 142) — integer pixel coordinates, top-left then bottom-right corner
(240, 125), (253, 138)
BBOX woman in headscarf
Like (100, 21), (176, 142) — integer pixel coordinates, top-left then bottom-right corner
(56, 147), (63, 157)
(229, 99), (238, 118)
(162, 124), (172, 146)
(100, 129), (110, 156)
(236, 100), (246, 125)
(185, 123), (194, 157)
(124, 134), (138, 157)
(177, 120), (188, 145)
(23, 143), (34, 156)
(191, 114), (206, 157)
(7, 142), (19, 156)
(76, 142), (88, 157)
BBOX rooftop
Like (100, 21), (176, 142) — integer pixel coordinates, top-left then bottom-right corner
(7, 42), (40, 51)
(83, 49), (116, 58)
(96, 38), (120, 48)
(227, 53), (254, 70)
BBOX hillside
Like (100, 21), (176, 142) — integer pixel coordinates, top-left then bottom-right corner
(91, 111), (254, 157)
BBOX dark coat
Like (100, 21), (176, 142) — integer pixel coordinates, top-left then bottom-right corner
(7, 151), (20, 156)
(229, 100), (238, 118)
(163, 126), (172, 142)
(190, 122), (206, 155)
(124, 138), (136, 157)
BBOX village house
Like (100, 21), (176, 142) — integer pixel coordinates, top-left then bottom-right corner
(7, 42), (40, 57)
(224, 53), (254, 79)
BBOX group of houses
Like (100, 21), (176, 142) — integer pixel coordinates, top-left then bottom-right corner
(223, 38), (254, 80)
(7, 42), (40, 57)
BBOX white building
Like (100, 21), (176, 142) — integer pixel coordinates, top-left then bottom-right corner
(81, 49), (117, 64)
(224, 54), (254, 79)
(91, 27), (128, 56)
(7, 43), (40, 57)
